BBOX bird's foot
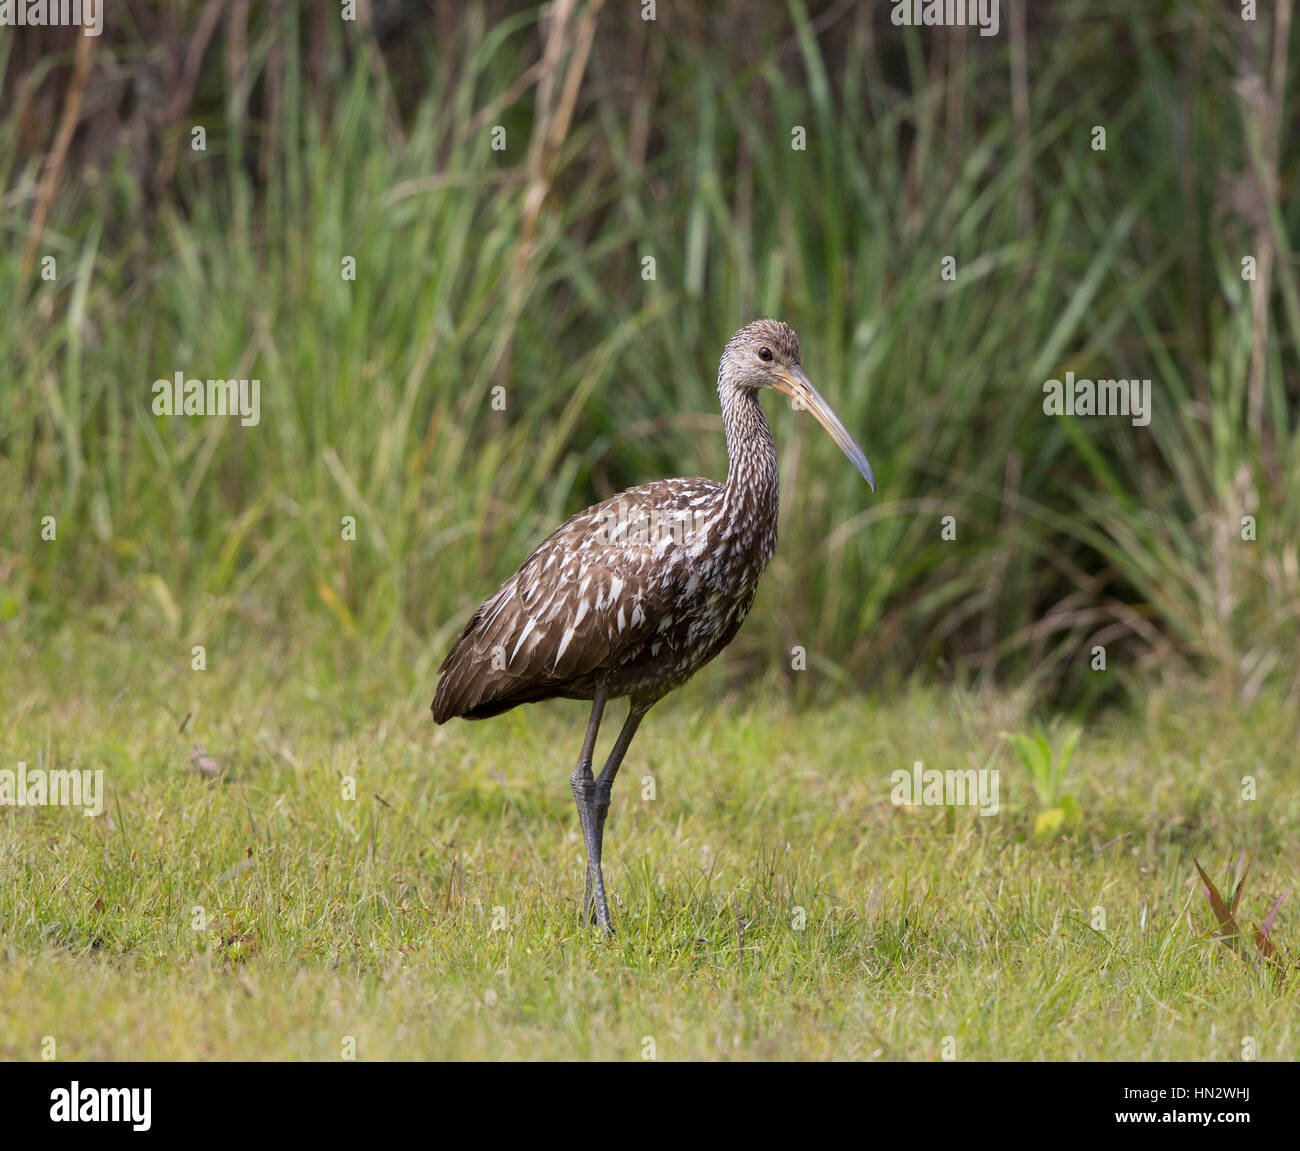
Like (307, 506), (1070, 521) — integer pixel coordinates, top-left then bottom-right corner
(580, 878), (615, 936)
(590, 880), (615, 936)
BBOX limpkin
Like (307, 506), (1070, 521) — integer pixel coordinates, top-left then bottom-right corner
(432, 319), (874, 933)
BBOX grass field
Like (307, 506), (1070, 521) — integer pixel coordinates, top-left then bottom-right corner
(2, 630), (1295, 1061)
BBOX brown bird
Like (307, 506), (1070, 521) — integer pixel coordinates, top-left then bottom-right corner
(432, 319), (874, 933)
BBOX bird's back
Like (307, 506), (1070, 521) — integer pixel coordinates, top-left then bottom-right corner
(432, 477), (739, 722)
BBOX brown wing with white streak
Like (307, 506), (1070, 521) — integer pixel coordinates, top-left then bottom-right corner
(431, 480), (708, 721)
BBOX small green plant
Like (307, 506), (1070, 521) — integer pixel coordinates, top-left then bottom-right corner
(1000, 728), (1082, 837)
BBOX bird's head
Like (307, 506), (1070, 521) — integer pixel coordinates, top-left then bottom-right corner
(720, 318), (875, 492)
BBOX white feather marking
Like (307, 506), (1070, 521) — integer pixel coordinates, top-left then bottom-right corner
(555, 625), (576, 665)
(510, 616), (538, 662)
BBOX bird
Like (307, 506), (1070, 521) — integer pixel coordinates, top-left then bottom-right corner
(432, 319), (874, 933)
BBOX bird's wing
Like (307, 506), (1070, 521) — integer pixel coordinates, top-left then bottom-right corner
(432, 480), (713, 721)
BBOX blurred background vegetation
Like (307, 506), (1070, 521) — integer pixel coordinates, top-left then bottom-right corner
(1, 0), (1297, 715)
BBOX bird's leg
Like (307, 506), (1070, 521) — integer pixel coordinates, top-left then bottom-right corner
(569, 688), (606, 927)
(587, 701), (650, 935)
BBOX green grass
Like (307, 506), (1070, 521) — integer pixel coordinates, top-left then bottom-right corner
(2, 631), (1296, 1060)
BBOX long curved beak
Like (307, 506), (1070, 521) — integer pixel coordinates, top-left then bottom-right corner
(774, 366), (876, 492)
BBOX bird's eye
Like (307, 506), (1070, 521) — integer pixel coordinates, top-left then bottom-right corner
(758, 347), (773, 362)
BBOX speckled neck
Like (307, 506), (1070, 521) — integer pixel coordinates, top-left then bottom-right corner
(717, 381), (780, 561)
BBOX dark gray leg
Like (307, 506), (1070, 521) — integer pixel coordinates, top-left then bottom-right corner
(586, 701), (650, 934)
(569, 688), (606, 926)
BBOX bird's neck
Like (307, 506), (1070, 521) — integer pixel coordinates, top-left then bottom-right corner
(718, 382), (780, 543)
